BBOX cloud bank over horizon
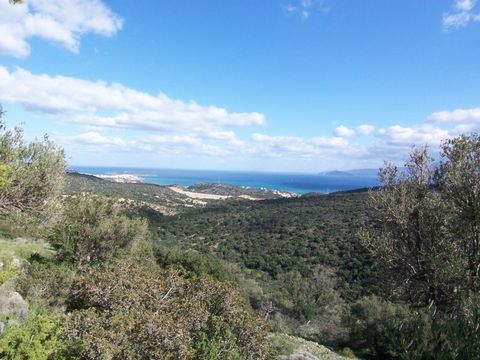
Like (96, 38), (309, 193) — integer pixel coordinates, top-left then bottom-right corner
(0, 65), (478, 171)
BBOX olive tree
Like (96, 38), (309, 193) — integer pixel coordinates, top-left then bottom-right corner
(49, 194), (149, 266)
(362, 133), (480, 307)
(0, 109), (66, 220)
(438, 134), (480, 289)
(360, 147), (464, 306)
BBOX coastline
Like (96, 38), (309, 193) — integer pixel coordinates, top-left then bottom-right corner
(69, 166), (379, 194)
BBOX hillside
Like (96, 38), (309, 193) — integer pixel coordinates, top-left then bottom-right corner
(66, 172), (295, 215)
(153, 192), (379, 301)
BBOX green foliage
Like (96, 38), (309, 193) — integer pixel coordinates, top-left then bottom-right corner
(347, 296), (416, 357)
(361, 147), (467, 306)
(0, 238), (53, 261)
(48, 194), (149, 265)
(0, 117), (65, 220)
(155, 193), (377, 346)
(394, 295), (480, 360)
(156, 245), (237, 282)
(194, 316), (243, 360)
(0, 237), (54, 286)
(0, 263), (17, 286)
(17, 261), (75, 310)
(157, 193), (379, 301)
(276, 267), (341, 321)
(0, 313), (67, 360)
(0, 164), (12, 190)
(64, 259), (274, 359)
(438, 134), (480, 290)
(338, 347), (355, 358)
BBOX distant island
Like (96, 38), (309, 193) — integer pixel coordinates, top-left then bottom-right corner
(318, 168), (379, 177)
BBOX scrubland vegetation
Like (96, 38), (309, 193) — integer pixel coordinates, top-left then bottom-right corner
(0, 109), (480, 359)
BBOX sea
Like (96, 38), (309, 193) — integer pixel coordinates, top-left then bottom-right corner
(70, 166), (379, 194)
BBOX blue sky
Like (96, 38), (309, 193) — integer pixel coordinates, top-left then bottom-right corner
(0, 0), (479, 172)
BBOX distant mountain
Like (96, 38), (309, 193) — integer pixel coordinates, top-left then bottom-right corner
(319, 168), (379, 177)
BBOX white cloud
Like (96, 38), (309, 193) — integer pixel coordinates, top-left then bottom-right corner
(356, 124), (375, 135)
(284, 0), (327, 20)
(443, 0), (480, 29)
(428, 107), (480, 135)
(143, 134), (201, 146)
(0, 67), (266, 137)
(377, 125), (450, 148)
(250, 133), (349, 159)
(136, 135), (228, 157)
(334, 125), (355, 137)
(2, 67), (478, 169)
(66, 131), (124, 146)
(456, 0), (476, 11)
(0, 0), (123, 57)
(206, 131), (237, 141)
(0, 66), (267, 161)
(428, 107), (480, 123)
(311, 136), (348, 147)
(443, 12), (472, 28)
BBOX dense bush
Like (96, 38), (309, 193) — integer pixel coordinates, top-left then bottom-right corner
(395, 294), (480, 360)
(48, 194), (149, 265)
(362, 136), (480, 307)
(0, 312), (67, 360)
(346, 296), (417, 357)
(64, 259), (274, 360)
(17, 261), (75, 311)
(273, 267), (348, 345)
(155, 245), (237, 282)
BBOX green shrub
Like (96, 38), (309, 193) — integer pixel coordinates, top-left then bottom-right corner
(17, 262), (75, 311)
(0, 263), (17, 286)
(347, 296), (416, 357)
(0, 164), (12, 190)
(345, 295), (480, 359)
(194, 316), (243, 360)
(156, 246), (236, 282)
(48, 194), (149, 265)
(338, 347), (355, 358)
(392, 295), (480, 360)
(0, 313), (67, 360)
(64, 259), (275, 359)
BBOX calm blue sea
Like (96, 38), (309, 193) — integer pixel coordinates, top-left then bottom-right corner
(71, 166), (379, 194)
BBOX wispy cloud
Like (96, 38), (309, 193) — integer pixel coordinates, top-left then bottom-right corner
(443, 0), (480, 29)
(0, 0), (122, 57)
(283, 0), (328, 20)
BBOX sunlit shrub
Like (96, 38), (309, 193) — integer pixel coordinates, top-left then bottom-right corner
(0, 312), (67, 360)
(48, 194), (149, 265)
(64, 259), (275, 359)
